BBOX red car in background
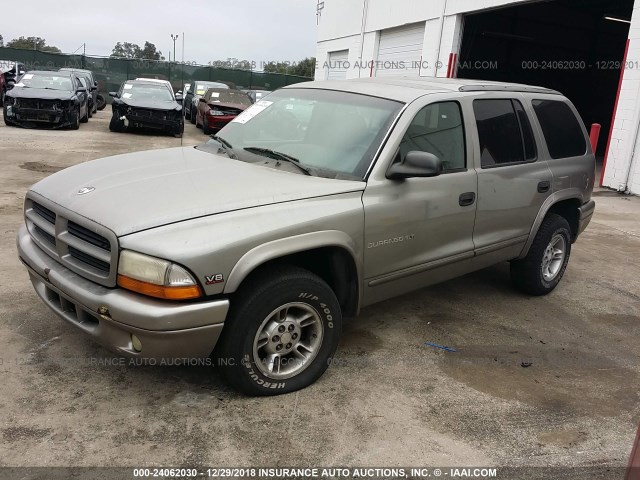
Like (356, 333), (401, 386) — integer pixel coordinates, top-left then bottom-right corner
(195, 88), (252, 134)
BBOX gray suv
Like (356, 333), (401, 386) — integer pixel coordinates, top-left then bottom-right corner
(17, 78), (595, 395)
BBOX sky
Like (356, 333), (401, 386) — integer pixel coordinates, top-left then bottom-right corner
(0, 0), (319, 65)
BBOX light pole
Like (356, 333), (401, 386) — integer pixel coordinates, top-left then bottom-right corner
(170, 34), (179, 63)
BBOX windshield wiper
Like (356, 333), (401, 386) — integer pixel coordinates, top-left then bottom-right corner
(211, 135), (236, 159)
(243, 147), (314, 176)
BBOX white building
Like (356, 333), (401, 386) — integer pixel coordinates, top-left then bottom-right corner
(314, 0), (640, 195)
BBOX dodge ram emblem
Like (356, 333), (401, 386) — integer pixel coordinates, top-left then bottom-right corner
(77, 186), (95, 195)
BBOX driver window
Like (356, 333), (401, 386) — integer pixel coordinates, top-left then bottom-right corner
(399, 101), (466, 172)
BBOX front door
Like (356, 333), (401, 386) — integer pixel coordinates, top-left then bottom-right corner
(362, 100), (478, 305)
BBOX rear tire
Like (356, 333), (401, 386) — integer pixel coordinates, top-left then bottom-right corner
(96, 94), (107, 111)
(215, 266), (342, 396)
(511, 213), (572, 296)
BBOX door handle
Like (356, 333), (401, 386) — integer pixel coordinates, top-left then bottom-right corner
(538, 181), (551, 193)
(459, 192), (476, 207)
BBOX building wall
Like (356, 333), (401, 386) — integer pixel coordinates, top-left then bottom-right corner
(602, 2), (640, 194)
(315, 0), (640, 194)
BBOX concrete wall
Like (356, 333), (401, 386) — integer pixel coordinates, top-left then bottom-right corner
(315, 0), (640, 194)
(602, 3), (640, 194)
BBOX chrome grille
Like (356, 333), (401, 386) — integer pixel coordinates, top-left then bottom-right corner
(25, 194), (119, 287)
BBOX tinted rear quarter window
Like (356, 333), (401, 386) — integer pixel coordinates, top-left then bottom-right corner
(532, 100), (586, 159)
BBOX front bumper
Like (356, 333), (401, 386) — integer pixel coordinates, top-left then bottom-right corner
(17, 225), (229, 360)
(4, 105), (76, 128)
(207, 114), (236, 130)
(116, 108), (182, 130)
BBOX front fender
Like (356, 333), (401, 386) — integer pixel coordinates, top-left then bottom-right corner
(224, 230), (361, 293)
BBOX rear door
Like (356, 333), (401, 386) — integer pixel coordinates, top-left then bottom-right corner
(471, 95), (553, 253)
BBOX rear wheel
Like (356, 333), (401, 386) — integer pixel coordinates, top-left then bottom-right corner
(511, 213), (572, 296)
(96, 94), (107, 111)
(215, 266), (342, 396)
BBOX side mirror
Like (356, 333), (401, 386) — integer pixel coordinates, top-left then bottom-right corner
(77, 86), (87, 93)
(108, 91), (118, 98)
(386, 151), (443, 180)
(175, 93), (183, 102)
(176, 90), (182, 95)
(90, 86), (98, 92)
(94, 81), (98, 87)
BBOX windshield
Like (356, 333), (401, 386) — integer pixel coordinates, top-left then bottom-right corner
(205, 89), (251, 105)
(194, 82), (228, 96)
(212, 89), (403, 179)
(16, 72), (73, 91)
(121, 83), (174, 102)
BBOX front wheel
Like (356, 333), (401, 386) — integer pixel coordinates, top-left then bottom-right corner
(511, 213), (572, 296)
(215, 266), (342, 396)
(69, 109), (80, 130)
(202, 116), (212, 135)
(109, 113), (124, 132)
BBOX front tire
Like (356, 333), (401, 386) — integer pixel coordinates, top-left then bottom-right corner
(511, 213), (572, 296)
(203, 116), (212, 135)
(109, 113), (123, 132)
(69, 109), (80, 130)
(216, 266), (342, 396)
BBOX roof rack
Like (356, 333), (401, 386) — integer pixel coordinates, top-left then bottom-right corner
(458, 85), (561, 94)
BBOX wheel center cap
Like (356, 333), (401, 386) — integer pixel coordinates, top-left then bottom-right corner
(281, 332), (292, 344)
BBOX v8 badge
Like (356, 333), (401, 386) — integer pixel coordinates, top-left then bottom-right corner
(205, 273), (224, 285)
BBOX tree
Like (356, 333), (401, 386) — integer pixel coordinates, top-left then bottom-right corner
(140, 42), (164, 61)
(6, 36), (61, 53)
(263, 57), (316, 77)
(110, 41), (164, 60)
(209, 58), (253, 70)
(0, 35), (4, 48)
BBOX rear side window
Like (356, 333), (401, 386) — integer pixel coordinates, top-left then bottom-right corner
(532, 100), (586, 159)
(473, 99), (537, 168)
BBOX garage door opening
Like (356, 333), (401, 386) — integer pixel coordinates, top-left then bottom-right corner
(458, 0), (633, 158)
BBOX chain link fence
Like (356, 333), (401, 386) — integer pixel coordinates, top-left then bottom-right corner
(0, 47), (312, 96)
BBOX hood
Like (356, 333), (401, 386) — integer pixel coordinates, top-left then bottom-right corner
(31, 147), (365, 237)
(208, 101), (249, 111)
(8, 88), (75, 101)
(117, 98), (179, 111)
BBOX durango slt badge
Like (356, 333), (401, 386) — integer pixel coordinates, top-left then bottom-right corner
(77, 186), (95, 195)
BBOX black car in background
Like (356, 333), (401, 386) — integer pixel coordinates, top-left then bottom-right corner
(183, 81), (229, 121)
(109, 79), (184, 137)
(59, 68), (98, 115)
(3, 70), (89, 129)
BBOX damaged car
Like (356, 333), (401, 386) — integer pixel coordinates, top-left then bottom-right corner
(109, 79), (184, 137)
(195, 88), (252, 134)
(3, 70), (89, 129)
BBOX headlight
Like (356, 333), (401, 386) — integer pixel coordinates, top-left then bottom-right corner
(117, 250), (202, 300)
(209, 109), (224, 116)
